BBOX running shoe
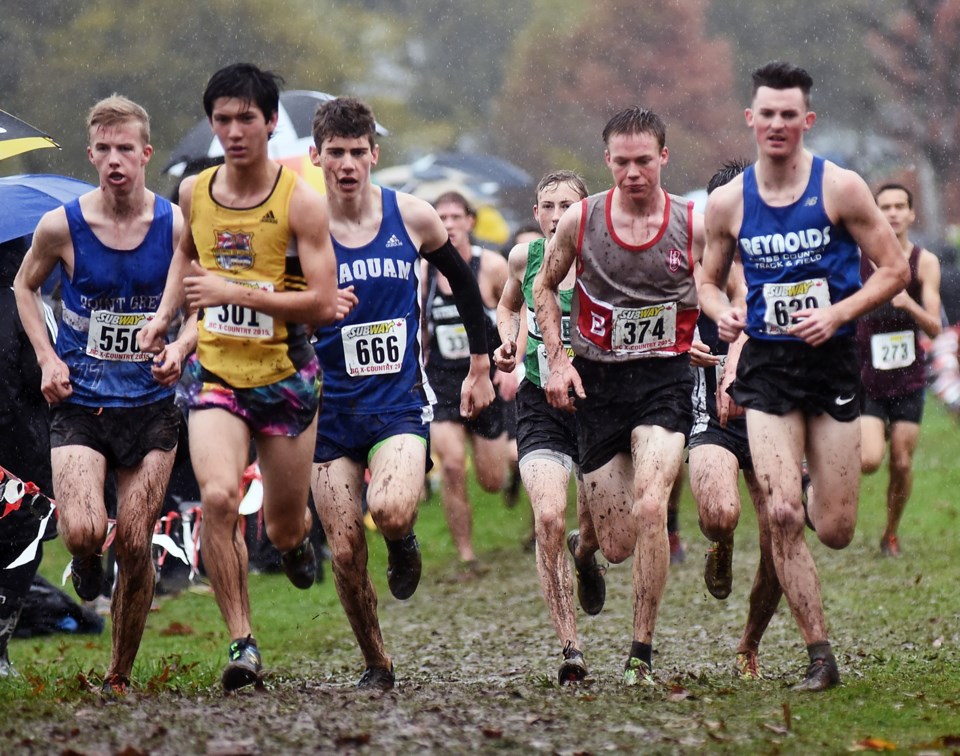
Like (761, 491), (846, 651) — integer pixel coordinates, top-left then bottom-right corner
(0, 651), (18, 678)
(792, 656), (840, 692)
(386, 532), (422, 600)
(668, 532), (686, 565)
(101, 673), (131, 697)
(704, 537), (733, 599)
(280, 538), (317, 589)
(357, 663), (395, 692)
(71, 554), (104, 602)
(558, 641), (587, 685)
(880, 534), (901, 558)
(567, 530), (606, 615)
(735, 651), (761, 680)
(221, 635), (263, 692)
(623, 656), (655, 687)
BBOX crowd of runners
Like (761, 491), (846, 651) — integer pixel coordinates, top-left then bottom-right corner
(1, 58), (945, 696)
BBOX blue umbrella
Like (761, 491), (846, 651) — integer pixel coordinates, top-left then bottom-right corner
(0, 174), (94, 245)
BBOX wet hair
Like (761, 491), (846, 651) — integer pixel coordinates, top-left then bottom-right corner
(602, 107), (666, 150)
(87, 95), (150, 144)
(707, 159), (749, 195)
(434, 191), (475, 218)
(536, 170), (588, 202)
(751, 61), (813, 106)
(875, 182), (914, 209)
(312, 97), (377, 149)
(202, 63), (283, 122)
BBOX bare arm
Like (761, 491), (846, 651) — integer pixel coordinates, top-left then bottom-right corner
(13, 208), (74, 402)
(533, 204), (582, 411)
(699, 181), (746, 343)
(891, 248), (941, 338)
(789, 165), (909, 346)
(493, 243), (528, 373)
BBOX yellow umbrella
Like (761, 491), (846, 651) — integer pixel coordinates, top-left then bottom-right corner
(0, 110), (59, 161)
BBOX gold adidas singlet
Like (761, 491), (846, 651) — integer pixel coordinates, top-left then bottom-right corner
(191, 165), (311, 388)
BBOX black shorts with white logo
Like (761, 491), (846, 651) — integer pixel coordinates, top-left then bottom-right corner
(49, 397), (181, 469)
(574, 354), (693, 474)
(515, 379), (579, 465)
(730, 337), (861, 423)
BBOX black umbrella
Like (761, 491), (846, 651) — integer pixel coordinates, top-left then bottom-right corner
(0, 110), (59, 161)
(163, 90), (389, 175)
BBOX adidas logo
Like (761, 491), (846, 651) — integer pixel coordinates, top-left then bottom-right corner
(804, 196), (819, 207)
(385, 234), (403, 248)
(260, 210), (278, 224)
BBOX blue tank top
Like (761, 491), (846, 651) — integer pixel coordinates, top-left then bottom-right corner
(313, 187), (434, 415)
(738, 156), (861, 341)
(56, 196), (175, 407)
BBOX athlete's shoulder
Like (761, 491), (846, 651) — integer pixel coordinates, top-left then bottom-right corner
(507, 242), (531, 279)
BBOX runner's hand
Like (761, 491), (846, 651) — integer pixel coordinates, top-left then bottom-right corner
(336, 286), (358, 321)
(184, 260), (230, 309)
(544, 359), (584, 413)
(137, 318), (167, 355)
(151, 340), (186, 387)
(493, 338), (517, 373)
(787, 306), (841, 347)
(493, 366), (519, 402)
(40, 355), (73, 403)
(689, 340), (719, 369)
(717, 307), (746, 343)
(460, 355), (495, 419)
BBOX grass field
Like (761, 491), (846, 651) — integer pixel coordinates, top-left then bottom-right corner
(2, 397), (959, 753)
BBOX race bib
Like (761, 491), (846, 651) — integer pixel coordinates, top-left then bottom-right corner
(435, 323), (470, 360)
(870, 330), (916, 370)
(762, 278), (831, 335)
(86, 311), (152, 362)
(526, 310), (571, 343)
(204, 281), (274, 339)
(611, 302), (677, 352)
(341, 318), (407, 376)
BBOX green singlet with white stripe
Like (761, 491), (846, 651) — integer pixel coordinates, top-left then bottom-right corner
(521, 237), (574, 389)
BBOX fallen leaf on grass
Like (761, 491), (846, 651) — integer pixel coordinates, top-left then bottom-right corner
(481, 727), (503, 738)
(334, 733), (371, 746)
(849, 736), (896, 751)
(667, 686), (693, 702)
(159, 621), (194, 636)
(116, 747), (147, 756)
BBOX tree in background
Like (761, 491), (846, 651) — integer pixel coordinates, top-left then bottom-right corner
(864, 0), (960, 234)
(494, 0), (747, 195)
(3, 0), (385, 190)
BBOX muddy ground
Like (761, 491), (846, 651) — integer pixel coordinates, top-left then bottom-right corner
(1, 536), (938, 755)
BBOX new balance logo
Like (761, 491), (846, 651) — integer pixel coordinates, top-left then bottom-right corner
(260, 210), (278, 224)
(804, 196), (819, 207)
(385, 234), (403, 248)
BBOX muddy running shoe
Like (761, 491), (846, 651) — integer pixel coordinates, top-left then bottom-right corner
(357, 663), (395, 692)
(880, 534), (901, 558)
(221, 635), (263, 692)
(386, 532), (422, 600)
(735, 651), (761, 680)
(623, 656), (655, 687)
(71, 554), (104, 602)
(101, 673), (131, 697)
(558, 641), (587, 685)
(668, 532), (686, 565)
(0, 650), (18, 678)
(703, 537), (733, 599)
(793, 656), (840, 692)
(280, 538), (317, 590)
(567, 530), (606, 615)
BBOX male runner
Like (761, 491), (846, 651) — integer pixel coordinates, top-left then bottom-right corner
(493, 169), (604, 684)
(534, 107), (703, 685)
(699, 61), (908, 691)
(857, 183), (941, 557)
(309, 97), (495, 691)
(691, 160), (782, 679)
(14, 95), (189, 694)
(140, 63), (342, 692)
(425, 192), (511, 570)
